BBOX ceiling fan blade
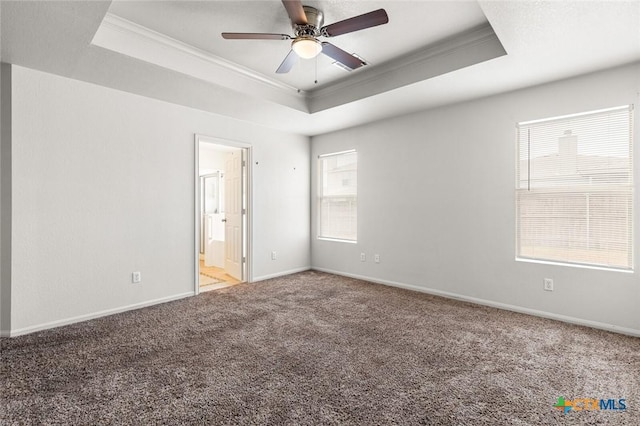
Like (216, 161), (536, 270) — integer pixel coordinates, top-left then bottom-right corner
(281, 0), (307, 25)
(276, 50), (299, 74)
(222, 33), (291, 40)
(321, 9), (389, 37)
(321, 42), (365, 70)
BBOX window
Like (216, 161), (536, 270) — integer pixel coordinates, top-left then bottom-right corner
(318, 150), (357, 242)
(516, 105), (634, 270)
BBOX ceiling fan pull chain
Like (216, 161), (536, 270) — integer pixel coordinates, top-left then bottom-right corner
(315, 55), (318, 84)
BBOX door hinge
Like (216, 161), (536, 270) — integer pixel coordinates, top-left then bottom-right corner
(242, 208), (246, 215)
(242, 160), (246, 167)
(242, 257), (246, 263)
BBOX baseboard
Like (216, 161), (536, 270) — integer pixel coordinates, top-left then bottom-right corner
(252, 266), (311, 283)
(6, 292), (195, 337)
(312, 267), (640, 338)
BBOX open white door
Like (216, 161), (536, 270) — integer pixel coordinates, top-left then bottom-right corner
(195, 135), (251, 293)
(224, 150), (243, 280)
(202, 174), (222, 267)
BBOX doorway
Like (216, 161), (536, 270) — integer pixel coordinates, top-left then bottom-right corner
(195, 135), (250, 293)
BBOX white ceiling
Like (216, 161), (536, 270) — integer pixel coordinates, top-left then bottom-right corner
(106, 0), (490, 92)
(1, 1), (640, 136)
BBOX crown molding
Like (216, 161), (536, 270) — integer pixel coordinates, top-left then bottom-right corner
(92, 14), (505, 115)
(92, 13), (309, 112)
(307, 23), (507, 113)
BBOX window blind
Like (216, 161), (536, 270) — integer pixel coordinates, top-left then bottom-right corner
(516, 105), (634, 270)
(318, 150), (357, 241)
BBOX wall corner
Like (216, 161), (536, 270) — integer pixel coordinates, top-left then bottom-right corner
(1, 62), (12, 335)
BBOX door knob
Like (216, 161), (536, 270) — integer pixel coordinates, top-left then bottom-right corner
(221, 219), (227, 222)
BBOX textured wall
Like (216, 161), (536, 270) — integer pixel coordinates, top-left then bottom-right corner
(311, 62), (640, 334)
(9, 65), (310, 334)
(0, 63), (12, 335)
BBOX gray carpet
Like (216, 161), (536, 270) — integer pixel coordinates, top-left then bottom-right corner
(1, 271), (639, 425)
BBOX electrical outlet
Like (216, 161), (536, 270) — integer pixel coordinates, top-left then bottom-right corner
(543, 278), (554, 291)
(360, 253), (366, 262)
(271, 251), (277, 260)
(132, 271), (142, 283)
(374, 254), (380, 263)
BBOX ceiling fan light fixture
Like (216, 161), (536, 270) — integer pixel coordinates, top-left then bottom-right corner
(292, 36), (322, 59)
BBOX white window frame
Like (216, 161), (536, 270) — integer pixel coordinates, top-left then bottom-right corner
(515, 105), (634, 271)
(317, 149), (358, 243)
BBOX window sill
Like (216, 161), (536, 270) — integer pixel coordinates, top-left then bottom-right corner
(515, 257), (633, 273)
(317, 237), (357, 244)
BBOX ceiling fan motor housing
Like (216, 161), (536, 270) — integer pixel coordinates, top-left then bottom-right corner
(294, 6), (324, 37)
(221, 1), (388, 73)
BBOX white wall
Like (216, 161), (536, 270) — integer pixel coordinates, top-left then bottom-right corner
(311, 62), (640, 335)
(252, 135), (311, 281)
(8, 65), (310, 335)
(0, 63), (11, 333)
(198, 143), (227, 176)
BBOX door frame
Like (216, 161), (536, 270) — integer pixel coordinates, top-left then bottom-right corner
(194, 134), (252, 295)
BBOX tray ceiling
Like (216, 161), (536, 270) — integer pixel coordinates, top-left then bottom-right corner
(2, 1), (639, 136)
(105, 0), (490, 92)
(93, 1), (506, 113)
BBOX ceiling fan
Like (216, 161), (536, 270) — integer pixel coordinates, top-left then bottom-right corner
(222, 0), (389, 74)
